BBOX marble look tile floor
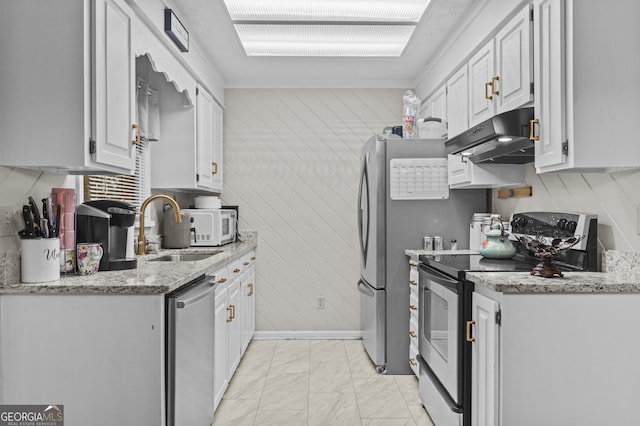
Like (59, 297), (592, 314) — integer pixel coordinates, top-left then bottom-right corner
(213, 340), (435, 426)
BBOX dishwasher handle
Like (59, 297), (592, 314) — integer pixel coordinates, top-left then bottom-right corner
(176, 276), (216, 309)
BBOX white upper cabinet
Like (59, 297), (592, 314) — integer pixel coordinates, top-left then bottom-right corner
(468, 41), (496, 127)
(495, 6), (533, 114)
(446, 65), (470, 139)
(532, 0), (640, 173)
(0, 0), (136, 174)
(196, 88), (224, 193)
(469, 5), (532, 128)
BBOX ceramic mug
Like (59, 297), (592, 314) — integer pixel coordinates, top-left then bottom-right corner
(76, 243), (104, 276)
(21, 238), (60, 283)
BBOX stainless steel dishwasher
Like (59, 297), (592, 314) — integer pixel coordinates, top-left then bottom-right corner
(166, 273), (216, 426)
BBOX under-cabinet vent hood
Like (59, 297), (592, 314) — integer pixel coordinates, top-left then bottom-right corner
(445, 107), (534, 164)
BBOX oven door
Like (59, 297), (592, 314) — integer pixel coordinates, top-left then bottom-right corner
(419, 265), (461, 405)
(219, 210), (237, 244)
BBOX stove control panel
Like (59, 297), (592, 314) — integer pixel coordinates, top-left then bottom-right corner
(509, 211), (597, 251)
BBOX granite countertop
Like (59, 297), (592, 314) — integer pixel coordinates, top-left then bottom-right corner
(0, 232), (257, 295)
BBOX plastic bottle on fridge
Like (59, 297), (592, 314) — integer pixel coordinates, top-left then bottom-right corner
(402, 90), (420, 139)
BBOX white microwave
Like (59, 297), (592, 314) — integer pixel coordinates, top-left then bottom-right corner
(184, 208), (237, 246)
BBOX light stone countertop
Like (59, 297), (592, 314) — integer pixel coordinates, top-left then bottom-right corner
(0, 232), (257, 295)
(466, 271), (640, 294)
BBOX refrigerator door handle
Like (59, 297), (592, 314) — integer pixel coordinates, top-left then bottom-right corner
(358, 159), (370, 265)
(357, 279), (374, 297)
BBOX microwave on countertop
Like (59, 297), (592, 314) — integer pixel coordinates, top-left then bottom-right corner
(184, 208), (237, 246)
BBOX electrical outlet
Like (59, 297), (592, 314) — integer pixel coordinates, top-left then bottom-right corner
(315, 296), (326, 309)
(0, 206), (17, 237)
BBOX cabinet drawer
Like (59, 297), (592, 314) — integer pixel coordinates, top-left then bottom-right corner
(409, 318), (419, 344)
(409, 294), (419, 324)
(212, 266), (229, 288)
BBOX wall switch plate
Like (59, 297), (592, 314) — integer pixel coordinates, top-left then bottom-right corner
(0, 206), (18, 237)
(315, 296), (326, 309)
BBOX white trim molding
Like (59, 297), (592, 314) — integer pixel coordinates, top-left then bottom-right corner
(253, 330), (362, 340)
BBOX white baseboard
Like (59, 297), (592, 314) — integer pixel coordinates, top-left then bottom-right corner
(253, 330), (362, 340)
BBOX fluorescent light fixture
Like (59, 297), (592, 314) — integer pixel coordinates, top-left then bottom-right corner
(497, 137), (513, 142)
(461, 152), (473, 157)
(223, 0), (431, 23)
(222, 0), (431, 57)
(235, 24), (415, 56)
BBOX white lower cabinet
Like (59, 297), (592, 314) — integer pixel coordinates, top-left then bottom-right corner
(471, 288), (640, 426)
(471, 292), (500, 426)
(213, 250), (257, 411)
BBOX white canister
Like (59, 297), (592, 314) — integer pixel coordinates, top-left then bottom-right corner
(21, 238), (61, 283)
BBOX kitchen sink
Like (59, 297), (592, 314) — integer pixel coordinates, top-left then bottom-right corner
(149, 252), (222, 262)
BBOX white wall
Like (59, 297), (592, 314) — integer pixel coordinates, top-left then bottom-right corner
(221, 89), (404, 333)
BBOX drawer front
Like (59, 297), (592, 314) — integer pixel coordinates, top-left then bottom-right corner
(409, 343), (420, 377)
(409, 294), (419, 324)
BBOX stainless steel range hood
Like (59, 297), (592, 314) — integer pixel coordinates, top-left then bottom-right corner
(445, 107), (534, 164)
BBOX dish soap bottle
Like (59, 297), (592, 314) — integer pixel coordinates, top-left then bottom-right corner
(479, 215), (516, 259)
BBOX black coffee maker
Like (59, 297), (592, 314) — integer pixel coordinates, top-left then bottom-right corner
(76, 200), (137, 271)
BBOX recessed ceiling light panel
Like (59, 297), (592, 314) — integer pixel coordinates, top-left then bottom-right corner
(223, 0), (432, 23)
(235, 24), (416, 56)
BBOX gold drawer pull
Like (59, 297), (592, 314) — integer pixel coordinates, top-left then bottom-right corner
(409, 358), (417, 366)
(409, 305), (417, 311)
(409, 262), (417, 267)
(243, 262), (250, 266)
(466, 320), (476, 342)
(409, 280), (417, 286)
(230, 304), (235, 319)
(251, 256), (256, 261)
(530, 119), (540, 141)
(409, 331), (417, 338)
(247, 283), (254, 296)
(226, 306), (233, 322)
(212, 162), (218, 175)
(233, 268), (241, 273)
(218, 277), (227, 284)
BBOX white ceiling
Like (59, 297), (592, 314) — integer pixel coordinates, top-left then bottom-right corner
(172, 0), (476, 88)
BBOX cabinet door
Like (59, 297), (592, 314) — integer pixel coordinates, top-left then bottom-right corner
(214, 286), (229, 409)
(495, 5), (533, 114)
(469, 41), (496, 127)
(227, 279), (242, 375)
(92, 0), (136, 171)
(196, 86), (216, 191)
(447, 154), (471, 186)
(210, 100), (224, 192)
(446, 65), (469, 139)
(472, 293), (500, 426)
(533, 0), (567, 169)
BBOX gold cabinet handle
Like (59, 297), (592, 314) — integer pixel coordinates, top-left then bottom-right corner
(409, 305), (417, 311)
(243, 262), (250, 266)
(530, 119), (540, 141)
(233, 268), (241, 273)
(409, 358), (417, 366)
(466, 320), (476, 342)
(485, 82), (493, 100)
(251, 256), (256, 261)
(409, 331), (417, 338)
(248, 283), (254, 296)
(218, 277), (227, 284)
(409, 280), (417, 286)
(132, 124), (141, 145)
(230, 304), (235, 320)
(409, 262), (417, 267)
(491, 75), (500, 96)
(212, 162), (218, 175)
(226, 306), (233, 322)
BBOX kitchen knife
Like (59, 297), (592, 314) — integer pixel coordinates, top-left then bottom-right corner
(42, 198), (56, 237)
(28, 196), (42, 237)
(19, 204), (36, 239)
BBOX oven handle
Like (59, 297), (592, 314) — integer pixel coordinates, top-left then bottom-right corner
(417, 354), (464, 413)
(357, 279), (375, 297)
(419, 264), (459, 292)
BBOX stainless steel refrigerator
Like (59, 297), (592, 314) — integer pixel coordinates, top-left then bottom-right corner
(357, 135), (486, 374)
